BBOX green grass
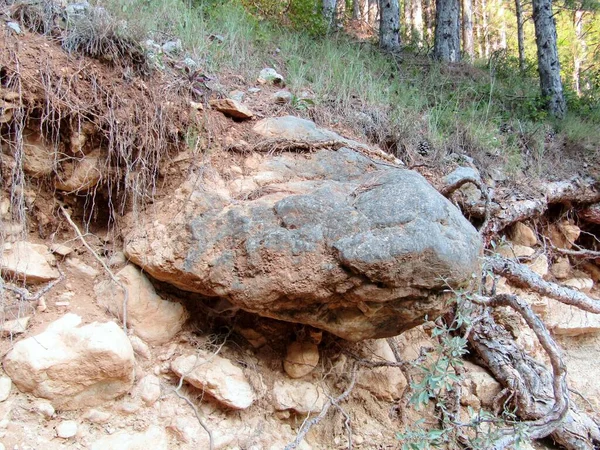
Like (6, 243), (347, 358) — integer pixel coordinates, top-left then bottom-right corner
(97, 0), (599, 175)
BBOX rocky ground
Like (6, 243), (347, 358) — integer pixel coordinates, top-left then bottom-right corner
(1, 9), (600, 450)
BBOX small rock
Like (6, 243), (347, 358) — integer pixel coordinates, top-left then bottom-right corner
(258, 68), (284, 85)
(547, 222), (580, 249)
(497, 244), (534, 258)
(134, 375), (161, 406)
(464, 362), (501, 408)
(171, 352), (255, 409)
(37, 296), (46, 313)
(248, 88), (261, 94)
(1, 241), (59, 284)
(56, 420), (78, 438)
(357, 339), (407, 401)
(0, 377), (11, 402)
(273, 90), (293, 104)
(33, 401), (55, 418)
(117, 401), (141, 414)
(527, 254), (549, 278)
(209, 98), (254, 120)
(510, 222), (537, 247)
(272, 379), (326, 414)
(162, 39), (182, 54)
(283, 341), (319, 379)
(551, 257), (571, 280)
(189, 101), (204, 111)
(3, 313), (135, 410)
(229, 90), (245, 102)
(6, 22), (21, 34)
(167, 416), (203, 444)
(83, 408), (110, 424)
(107, 251), (127, 267)
(0, 316), (30, 336)
(128, 335), (152, 360)
(55, 149), (104, 192)
(182, 57), (198, 68)
(66, 257), (99, 277)
(582, 262), (600, 282)
(50, 243), (73, 256)
(95, 265), (187, 345)
(91, 426), (168, 450)
(236, 327), (267, 348)
(563, 278), (594, 293)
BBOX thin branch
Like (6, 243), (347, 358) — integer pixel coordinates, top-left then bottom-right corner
(0, 269), (64, 301)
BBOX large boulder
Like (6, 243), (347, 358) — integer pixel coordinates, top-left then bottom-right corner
(3, 314), (134, 409)
(125, 119), (481, 341)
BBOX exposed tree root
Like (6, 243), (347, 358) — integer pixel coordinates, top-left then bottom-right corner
(486, 255), (600, 314)
(467, 296), (599, 449)
(0, 270), (64, 302)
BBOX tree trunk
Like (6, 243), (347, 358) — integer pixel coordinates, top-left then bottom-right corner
(323, 0), (337, 29)
(482, 0), (489, 58)
(434, 0), (460, 62)
(353, 0), (361, 20)
(475, 0), (483, 57)
(572, 10), (587, 96)
(335, 0), (346, 26)
(412, 0), (425, 44)
(368, 0), (379, 27)
(424, 0), (435, 44)
(498, 0), (507, 50)
(532, 0), (566, 118)
(380, 0), (401, 51)
(515, 0), (526, 71)
(462, 0), (474, 59)
(404, 0), (413, 40)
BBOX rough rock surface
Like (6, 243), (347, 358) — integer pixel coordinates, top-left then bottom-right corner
(171, 352), (255, 409)
(1, 241), (59, 284)
(509, 222), (537, 247)
(357, 339), (407, 401)
(283, 341), (320, 378)
(55, 149), (104, 192)
(94, 264), (187, 344)
(209, 98), (254, 120)
(272, 379), (326, 414)
(3, 314), (135, 409)
(90, 426), (169, 450)
(125, 118), (481, 340)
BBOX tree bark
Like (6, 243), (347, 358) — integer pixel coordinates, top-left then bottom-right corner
(368, 0), (380, 27)
(515, 0), (526, 71)
(572, 10), (587, 96)
(404, 0), (413, 39)
(482, 0), (489, 57)
(434, 0), (460, 62)
(412, 0), (425, 44)
(424, 0), (435, 44)
(462, 0), (475, 59)
(532, 0), (567, 118)
(380, 0), (401, 51)
(323, 0), (337, 29)
(353, 0), (361, 20)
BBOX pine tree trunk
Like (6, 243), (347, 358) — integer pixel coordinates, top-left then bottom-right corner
(434, 0), (460, 62)
(475, 0), (483, 57)
(380, 0), (401, 51)
(497, 0), (507, 50)
(572, 10), (586, 96)
(424, 0), (435, 44)
(532, 0), (566, 118)
(412, 0), (425, 44)
(353, 0), (361, 20)
(481, 0), (489, 57)
(462, 0), (474, 59)
(323, 0), (337, 29)
(368, 0), (379, 27)
(404, 0), (413, 40)
(515, 0), (526, 71)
